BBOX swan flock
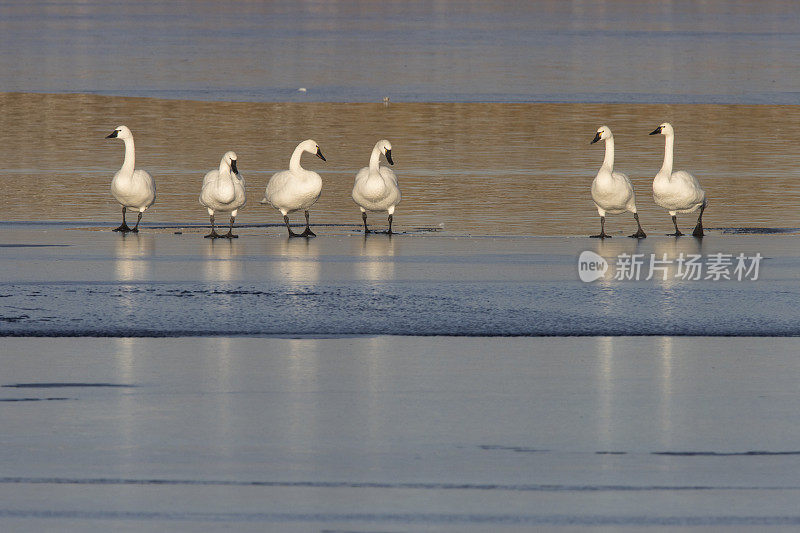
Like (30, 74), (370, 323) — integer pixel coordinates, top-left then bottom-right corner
(105, 123), (706, 238)
(589, 122), (706, 239)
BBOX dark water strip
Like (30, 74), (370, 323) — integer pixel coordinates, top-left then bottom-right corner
(1, 508), (799, 526)
(1, 477), (797, 493)
(3, 279), (800, 337)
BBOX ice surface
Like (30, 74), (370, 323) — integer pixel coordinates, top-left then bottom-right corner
(3, 225), (800, 530)
(2, 225), (800, 336)
(1, 336), (800, 531)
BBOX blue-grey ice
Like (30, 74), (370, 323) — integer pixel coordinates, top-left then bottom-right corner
(2, 224), (799, 337)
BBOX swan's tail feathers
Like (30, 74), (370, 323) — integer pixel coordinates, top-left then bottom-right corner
(259, 197), (268, 205)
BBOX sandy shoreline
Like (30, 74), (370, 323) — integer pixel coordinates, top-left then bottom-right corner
(3, 92), (800, 236)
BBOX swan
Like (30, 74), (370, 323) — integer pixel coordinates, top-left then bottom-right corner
(589, 126), (646, 239)
(352, 139), (401, 234)
(260, 140), (326, 237)
(105, 125), (156, 232)
(649, 123), (707, 237)
(199, 151), (246, 239)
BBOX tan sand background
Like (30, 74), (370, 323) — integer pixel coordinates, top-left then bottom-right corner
(1, 92), (798, 235)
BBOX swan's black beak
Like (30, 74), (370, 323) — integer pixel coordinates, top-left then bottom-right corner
(385, 149), (394, 165)
(649, 126), (662, 135)
(106, 130), (118, 139)
(231, 160), (238, 174)
(590, 132), (601, 144)
(316, 148), (326, 161)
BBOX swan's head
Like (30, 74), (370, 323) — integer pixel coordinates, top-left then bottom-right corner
(223, 151), (239, 174)
(377, 139), (394, 165)
(591, 126), (612, 144)
(649, 122), (674, 136)
(301, 139), (326, 161)
(106, 125), (133, 140)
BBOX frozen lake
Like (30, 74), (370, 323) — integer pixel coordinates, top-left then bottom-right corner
(2, 225), (800, 529)
(3, 1), (800, 529)
(2, 335), (800, 531)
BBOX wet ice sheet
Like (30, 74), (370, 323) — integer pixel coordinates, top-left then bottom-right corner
(1, 335), (799, 531)
(2, 225), (800, 336)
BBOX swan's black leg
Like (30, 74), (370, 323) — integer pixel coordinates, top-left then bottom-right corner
(668, 215), (684, 237)
(284, 215), (301, 238)
(692, 203), (706, 237)
(300, 210), (316, 237)
(629, 213), (647, 238)
(362, 211), (370, 234)
(387, 214), (394, 235)
(130, 211), (143, 233)
(590, 216), (610, 239)
(205, 214), (221, 238)
(113, 206), (131, 232)
(223, 215), (238, 238)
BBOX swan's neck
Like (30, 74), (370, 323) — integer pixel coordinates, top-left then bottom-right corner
(219, 160), (231, 179)
(601, 137), (615, 171)
(660, 135), (674, 177)
(369, 145), (381, 172)
(121, 137), (135, 174)
(289, 145), (306, 173)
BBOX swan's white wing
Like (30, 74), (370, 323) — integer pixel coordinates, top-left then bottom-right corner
(201, 169), (217, 188)
(380, 166), (399, 186)
(354, 166), (369, 183)
(592, 170), (635, 213)
(265, 170), (293, 200)
(612, 170), (633, 189)
(612, 170), (637, 211)
(133, 169), (156, 206)
(673, 170), (706, 203)
(234, 172), (246, 208)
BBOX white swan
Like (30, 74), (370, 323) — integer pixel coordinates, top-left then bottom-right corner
(260, 140), (326, 238)
(105, 125), (156, 233)
(650, 122), (707, 237)
(199, 151), (246, 239)
(352, 139), (401, 234)
(590, 126), (646, 239)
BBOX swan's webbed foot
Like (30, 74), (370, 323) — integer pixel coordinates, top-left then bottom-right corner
(362, 212), (370, 234)
(204, 230), (222, 239)
(113, 223), (132, 233)
(130, 212), (143, 233)
(300, 211), (316, 237)
(668, 215), (684, 237)
(284, 215), (301, 238)
(591, 216), (609, 239)
(629, 214), (646, 238)
(692, 205), (706, 237)
(223, 231), (238, 239)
